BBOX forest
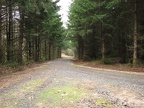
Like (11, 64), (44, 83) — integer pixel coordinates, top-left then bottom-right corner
(0, 1), (144, 108)
(1, 0), (144, 67)
(0, 0), (64, 67)
(68, 0), (144, 66)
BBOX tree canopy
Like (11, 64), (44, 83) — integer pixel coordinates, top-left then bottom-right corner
(0, 0), (64, 66)
(68, 0), (144, 65)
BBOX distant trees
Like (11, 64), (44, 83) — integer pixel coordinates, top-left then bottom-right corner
(0, 0), (64, 65)
(68, 0), (144, 65)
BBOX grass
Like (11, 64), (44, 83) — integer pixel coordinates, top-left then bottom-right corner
(1, 61), (20, 68)
(37, 85), (86, 106)
(20, 79), (44, 92)
(95, 98), (112, 107)
(0, 79), (44, 108)
(0, 77), (115, 108)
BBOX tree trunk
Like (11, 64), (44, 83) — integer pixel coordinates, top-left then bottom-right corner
(0, 4), (2, 62)
(38, 34), (40, 61)
(9, 5), (14, 61)
(35, 36), (38, 61)
(77, 35), (84, 60)
(18, 7), (24, 64)
(6, 6), (11, 61)
(58, 47), (61, 58)
(28, 41), (32, 60)
(133, 0), (138, 65)
(100, 23), (105, 59)
(48, 42), (51, 60)
(26, 37), (32, 61)
(102, 35), (105, 59)
(44, 40), (48, 60)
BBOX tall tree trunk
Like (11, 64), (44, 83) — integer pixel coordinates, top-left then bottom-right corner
(98, 0), (105, 60)
(26, 36), (32, 61)
(49, 42), (51, 60)
(29, 41), (32, 60)
(6, 5), (11, 61)
(38, 34), (40, 61)
(44, 40), (48, 60)
(77, 35), (84, 60)
(9, 5), (14, 61)
(101, 39), (105, 60)
(100, 23), (105, 59)
(35, 36), (38, 61)
(133, 0), (138, 65)
(0, 4), (2, 62)
(32, 37), (35, 60)
(18, 7), (24, 64)
(58, 47), (61, 58)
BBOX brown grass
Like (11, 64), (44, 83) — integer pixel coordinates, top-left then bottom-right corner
(73, 60), (144, 73)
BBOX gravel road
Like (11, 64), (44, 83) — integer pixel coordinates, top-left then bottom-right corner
(0, 58), (144, 108)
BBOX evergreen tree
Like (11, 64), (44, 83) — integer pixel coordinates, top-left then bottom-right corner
(68, 0), (144, 65)
(0, 0), (64, 65)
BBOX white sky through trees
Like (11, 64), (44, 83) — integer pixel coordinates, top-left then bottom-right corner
(57, 0), (72, 28)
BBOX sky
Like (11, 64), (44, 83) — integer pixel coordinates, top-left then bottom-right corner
(57, 0), (72, 28)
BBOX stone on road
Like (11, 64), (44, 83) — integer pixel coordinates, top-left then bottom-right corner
(0, 58), (144, 108)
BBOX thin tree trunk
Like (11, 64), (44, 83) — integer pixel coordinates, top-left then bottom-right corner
(35, 36), (38, 61)
(0, 4), (2, 62)
(100, 23), (105, 59)
(6, 6), (11, 61)
(9, 5), (14, 61)
(133, 0), (138, 65)
(44, 40), (48, 60)
(32, 38), (35, 60)
(58, 47), (61, 58)
(38, 34), (40, 61)
(101, 37), (105, 60)
(29, 41), (32, 60)
(49, 42), (51, 60)
(98, 0), (105, 60)
(77, 35), (84, 60)
(18, 7), (24, 63)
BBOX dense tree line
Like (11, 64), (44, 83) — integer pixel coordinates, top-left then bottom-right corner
(68, 0), (144, 65)
(0, 0), (64, 66)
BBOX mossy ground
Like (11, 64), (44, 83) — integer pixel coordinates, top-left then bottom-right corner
(95, 98), (113, 107)
(35, 79), (114, 108)
(20, 79), (44, 92)
(0, 79), (44, 108)
(0, 78), (114, 108)
(37, 85), (86, 106)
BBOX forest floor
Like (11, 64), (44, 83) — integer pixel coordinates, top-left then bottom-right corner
(0, 58), (144, 108)
(73, 60), (144, 73)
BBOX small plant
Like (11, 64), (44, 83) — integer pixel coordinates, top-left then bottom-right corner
(20, 79), (44, 92)
(37, 85), (86, 106)
(4, 62), (20, 68)
(101, 58), (113, 65)
(95, 99), (112, 107)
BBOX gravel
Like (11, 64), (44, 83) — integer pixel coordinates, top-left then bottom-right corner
(0, 58), (144, 108)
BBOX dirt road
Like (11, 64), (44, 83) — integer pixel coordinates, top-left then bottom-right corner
(0, 58), (144, 108)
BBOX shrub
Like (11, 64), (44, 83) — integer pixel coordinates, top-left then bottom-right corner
(4, 62), (20, 68)
(101, 58), (113, 65)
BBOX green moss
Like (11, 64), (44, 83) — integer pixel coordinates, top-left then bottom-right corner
(2, 61), (20, 68)
(95, 99), (112, 107)
(38, 85), (86, 105)
(0, 79), (44, 108)
(106, 103), (112, 107)
(96, 99), (106, 104)
(20, 79), (44, 92)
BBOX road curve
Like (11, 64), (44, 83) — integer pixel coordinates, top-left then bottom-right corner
(50, 58), (144, 95)
(0, 58), (144, 108)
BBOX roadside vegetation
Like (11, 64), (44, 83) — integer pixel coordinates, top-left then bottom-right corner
(1, 0), (144, 73)
(0, 0), (64, 68)
(67, 0), (144, 67)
